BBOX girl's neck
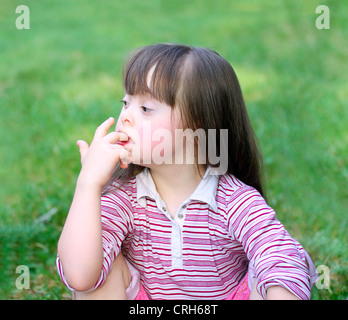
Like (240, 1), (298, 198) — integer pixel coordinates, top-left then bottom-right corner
(149, 164), (206, 216)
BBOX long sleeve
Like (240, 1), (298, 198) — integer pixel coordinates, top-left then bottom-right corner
(227, 186), (317, 300)
(56, 186), (134, 291)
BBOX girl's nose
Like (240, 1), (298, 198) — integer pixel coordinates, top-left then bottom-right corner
(120, 106), (134, 126)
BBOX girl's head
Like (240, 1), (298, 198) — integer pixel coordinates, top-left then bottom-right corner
(109, 43), (264, 197)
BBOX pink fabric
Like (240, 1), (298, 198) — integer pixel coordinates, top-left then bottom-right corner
(134, 272), (250, 300)
(134, 282), (150, 300)
(225, 272), (250, 300)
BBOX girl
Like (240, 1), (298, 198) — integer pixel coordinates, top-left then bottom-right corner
(57, 43), (317, 300)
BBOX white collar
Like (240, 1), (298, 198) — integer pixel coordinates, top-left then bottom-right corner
(136, 166), (219, 212)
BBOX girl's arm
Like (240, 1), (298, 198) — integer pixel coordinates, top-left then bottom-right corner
(57, 176), (104, 291)
(267, 286), (300, 300)
(228, 186), (314, 300)
(57, 117), (129, 291)
(250, 280), (300, 300)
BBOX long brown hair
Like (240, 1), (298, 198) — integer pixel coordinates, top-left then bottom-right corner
(103, 43), (265, 197)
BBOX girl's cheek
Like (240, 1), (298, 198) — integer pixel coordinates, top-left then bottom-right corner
(151, 125), (178, 163)
(130, 117), (178, 164)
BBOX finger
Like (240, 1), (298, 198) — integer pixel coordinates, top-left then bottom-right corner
(76, 140), (89, 164)
(119, 148), (132, 165)
(104, 131), (128, 144)
(94, 117), (115, 139)
(119, 160), (129, 169)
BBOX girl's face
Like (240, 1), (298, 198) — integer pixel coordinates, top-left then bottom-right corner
(115, 93), (182, 166)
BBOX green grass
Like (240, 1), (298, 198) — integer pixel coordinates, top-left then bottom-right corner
(1, 0), (347, 299)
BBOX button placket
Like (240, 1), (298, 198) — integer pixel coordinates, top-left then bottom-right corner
(158, 199), (171, 220)
(171, 203), (188, 268)
(175, 202), (187, 226)
(171, 220), (183, 268)
(172, 223), (181, 257)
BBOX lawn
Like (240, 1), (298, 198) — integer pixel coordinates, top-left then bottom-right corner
(0, 0), (347, 299)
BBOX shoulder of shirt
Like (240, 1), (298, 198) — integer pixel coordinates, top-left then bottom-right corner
(102, 176), (137, 201)
(218, 173), (264, 205)
(218, 174), (271, 230)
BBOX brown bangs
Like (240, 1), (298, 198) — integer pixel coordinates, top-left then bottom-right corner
(123, 44), (192, 107)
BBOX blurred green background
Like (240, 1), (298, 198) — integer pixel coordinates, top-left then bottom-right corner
(0, 0), (347, 299)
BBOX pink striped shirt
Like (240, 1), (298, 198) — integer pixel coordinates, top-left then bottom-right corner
(57, 167), (316, 299)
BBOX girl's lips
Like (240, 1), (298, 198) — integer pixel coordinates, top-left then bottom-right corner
(117, 140), (129, 147)
(117, 141), (127, 147)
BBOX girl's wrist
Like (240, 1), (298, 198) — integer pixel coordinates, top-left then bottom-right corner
(76, 172), (104, 193)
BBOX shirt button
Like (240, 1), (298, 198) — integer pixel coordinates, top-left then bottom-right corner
(178, 213), (184, 219)
(162, 207), (167, 212)
(182, 204), (187, 209)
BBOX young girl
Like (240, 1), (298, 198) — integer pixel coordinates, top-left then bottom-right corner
(57, 43), (317, 300)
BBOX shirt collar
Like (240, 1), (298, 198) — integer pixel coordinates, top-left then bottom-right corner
(136, 166), (219, 212)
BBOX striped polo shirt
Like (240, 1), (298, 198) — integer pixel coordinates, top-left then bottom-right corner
(57, 167), (315, 299)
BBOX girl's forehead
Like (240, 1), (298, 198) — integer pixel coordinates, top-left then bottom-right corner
(124, 48), (188, 107)
(124, 62), (161, 101)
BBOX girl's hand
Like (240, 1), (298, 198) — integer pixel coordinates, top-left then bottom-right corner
(76, 117), (130, 189)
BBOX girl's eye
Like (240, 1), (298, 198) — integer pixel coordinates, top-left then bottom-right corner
(140, 106), (152, 113)
(121, 100), (128, 108)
